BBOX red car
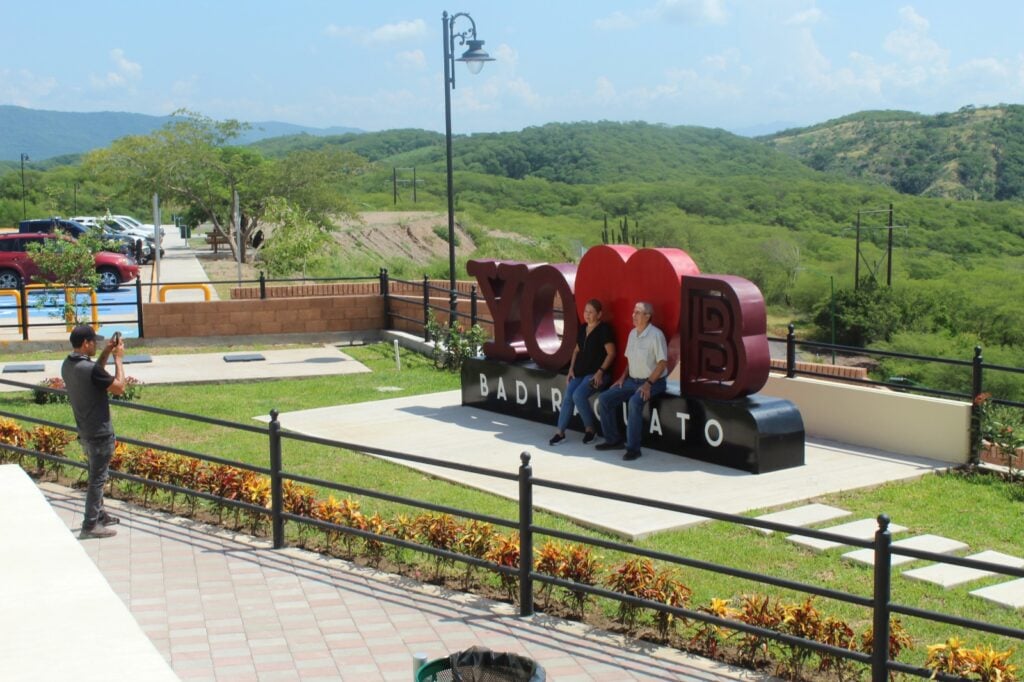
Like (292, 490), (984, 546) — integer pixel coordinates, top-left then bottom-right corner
(0, 233), (139, 292)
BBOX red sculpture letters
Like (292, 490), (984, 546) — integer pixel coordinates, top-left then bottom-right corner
(467, 244), (770, 400)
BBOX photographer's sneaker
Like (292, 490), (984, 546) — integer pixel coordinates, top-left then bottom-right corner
(80, 524), (117, 539)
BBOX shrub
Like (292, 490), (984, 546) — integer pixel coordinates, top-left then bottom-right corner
(425, 309), (486, 371)
(485, 533), (520, 602)
(605, 557), (657, 632)
(33, 377), (67, 404)
(926, 638), (1017, 682)
(415, 513), (461, 580)
(0, 418), (26, 464)
(34, 375), (143, 404)
(455, 520), (496, 588)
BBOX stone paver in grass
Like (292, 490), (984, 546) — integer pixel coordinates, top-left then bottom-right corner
(971, 578), (1024, 609)
(842, 534), (969, 567)
(787, 518), (908, 552)
(903, 550), (1024, 588)
(749, 503), (851, 534)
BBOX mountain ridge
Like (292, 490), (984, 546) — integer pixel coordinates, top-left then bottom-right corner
(0, 105), (362, 161)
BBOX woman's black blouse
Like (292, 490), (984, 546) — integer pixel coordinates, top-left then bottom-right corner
(572, 321), (614, 376)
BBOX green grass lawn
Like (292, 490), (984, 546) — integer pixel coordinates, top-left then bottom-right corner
(2, 340), (1021, 670)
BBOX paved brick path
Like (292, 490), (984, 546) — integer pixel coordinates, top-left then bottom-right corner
(42, 483), (763, 682)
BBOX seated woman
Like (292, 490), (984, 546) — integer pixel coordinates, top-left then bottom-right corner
(549, 299), (616, 445)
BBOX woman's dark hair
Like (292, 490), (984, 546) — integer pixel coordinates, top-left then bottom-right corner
(586, 298), (603, 313)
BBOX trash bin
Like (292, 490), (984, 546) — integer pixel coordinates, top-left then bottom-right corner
(416, 646), (545, 682)
(178, 224), (192, 239)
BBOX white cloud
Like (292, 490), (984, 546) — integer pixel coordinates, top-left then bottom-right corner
(652, 0), (728, 25)
(595, 76), (617, 103)
(111, 48), (142, 79)
(493, 44), (519, 70)
(370, 19), (426, 43)
(883, 7), (948, 65)
(595, 0), (726, 31)
(324, 24), (356, 39)
(594, 11), (637, 31)
(395, 49), (426, 70)
(0, 68), (58, 106)
(89, 48), (142, 90)
(701, 48), (741, 72)
(786, 7), (823, 26)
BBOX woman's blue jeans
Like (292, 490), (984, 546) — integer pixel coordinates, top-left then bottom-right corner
(556, 373), (606, 433)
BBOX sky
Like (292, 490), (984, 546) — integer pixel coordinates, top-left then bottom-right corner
(2, 1), (1023, 136)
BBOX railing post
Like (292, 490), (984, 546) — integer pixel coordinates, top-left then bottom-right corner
(449, 287), (459, 330)
(970, 345), (983, 465)
(259, 271), (266, 300)
(518, 452), (534, 617)
(871, 514), (892, 682)
(380, 268), (391, 331)
(134, 276), (145, 339)
(19, 278), (28, 340)
(269, 409), (284, 550)
(470, 285), (478, 329)
(422, 274), (431, 342)
(786, 323), (796, 378)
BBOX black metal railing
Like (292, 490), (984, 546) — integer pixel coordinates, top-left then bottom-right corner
(1, 376), (1022, 682)
(378, 268), (491, 342)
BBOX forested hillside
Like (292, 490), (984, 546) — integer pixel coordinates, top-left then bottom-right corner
(763, 105), (1024, 201)
(254, 121), (816, 184)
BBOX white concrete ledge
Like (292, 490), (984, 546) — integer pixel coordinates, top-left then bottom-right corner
(0, 465), (178, 681)
(765, 374), (970, 463)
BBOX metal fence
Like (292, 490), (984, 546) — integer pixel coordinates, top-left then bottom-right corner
(1, 376), (1022, 682)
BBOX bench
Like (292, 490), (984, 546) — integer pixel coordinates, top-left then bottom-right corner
(204, 232), (232, 254)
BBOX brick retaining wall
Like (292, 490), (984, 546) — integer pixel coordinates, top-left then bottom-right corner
(141, 295), (384, 338)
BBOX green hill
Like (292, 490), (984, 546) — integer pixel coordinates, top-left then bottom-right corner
(254, 121), (816, 185)
(762, 105), (1024, 201)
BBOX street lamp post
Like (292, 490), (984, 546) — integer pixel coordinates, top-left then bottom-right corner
(20, 153), (29, 219)
(442, 10), (493, 325)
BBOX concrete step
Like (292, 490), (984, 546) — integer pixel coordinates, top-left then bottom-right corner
(903, 550), (1024, 588)
(786, 517), (907, 552)
(749, 503), (851, 535)
(842, 534), (968, 567)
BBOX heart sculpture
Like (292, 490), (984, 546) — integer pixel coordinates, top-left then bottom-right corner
(574, 244), (700, 377)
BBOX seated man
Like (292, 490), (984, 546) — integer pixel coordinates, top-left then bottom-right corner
(595, 301), (668, 461)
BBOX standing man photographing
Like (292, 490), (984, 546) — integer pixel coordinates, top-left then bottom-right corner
(61, 326), (126, 539)
(595, 301), (668, 461)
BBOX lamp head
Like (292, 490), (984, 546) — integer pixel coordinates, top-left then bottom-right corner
(457, 39), (494, 75)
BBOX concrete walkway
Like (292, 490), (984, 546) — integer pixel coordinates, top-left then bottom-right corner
(265, 391), (951, 539)
(39, 482), (763, 682)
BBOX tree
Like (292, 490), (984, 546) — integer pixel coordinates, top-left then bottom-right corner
(84, 111), (369, 263)
(257, 198), (338, 277)
(26, 233), (101, 325)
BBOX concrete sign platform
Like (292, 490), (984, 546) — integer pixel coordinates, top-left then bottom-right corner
(265, 390), (950, 540)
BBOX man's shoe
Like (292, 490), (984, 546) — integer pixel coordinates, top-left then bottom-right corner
(549, 433), (565, 446)
(623, 450), (642, 461)
(595, 440), (625, 451)
(80, 525), (117, 539)
(582, 432), (596, 445)
(99, 513), (121, 526)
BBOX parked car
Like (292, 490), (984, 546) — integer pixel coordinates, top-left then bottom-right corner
(0, 233), (139, 292)
(18, 217), (89, 239)
(72, 216), (163, 262)
(98, 229), (154, 262)
(112, 214), (165, 239)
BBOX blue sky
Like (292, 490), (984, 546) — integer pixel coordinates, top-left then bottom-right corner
(2, 1), (1022, 135)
